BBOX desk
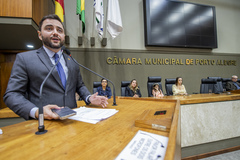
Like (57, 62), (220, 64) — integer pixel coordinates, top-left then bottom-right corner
(144, 93), (240, 158)
(0, 98), (180, 160)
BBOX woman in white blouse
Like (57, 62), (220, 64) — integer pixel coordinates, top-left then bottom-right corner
(172, 77), (188, 96)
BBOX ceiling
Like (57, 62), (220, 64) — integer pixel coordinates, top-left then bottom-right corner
(0, 17), (42, 51)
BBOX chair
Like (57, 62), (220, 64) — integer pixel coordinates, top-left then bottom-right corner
(200, 78), (218, 93)
(121, 81), (131, 96)
(207, 77), (223, 93)
(147, 76), (162, 97)
(165, 79), (176, 96)
(221, 78), (231, 90)
(93, 81), (102, 94)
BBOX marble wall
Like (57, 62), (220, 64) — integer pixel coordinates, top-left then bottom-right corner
(181, 100), (240, 147)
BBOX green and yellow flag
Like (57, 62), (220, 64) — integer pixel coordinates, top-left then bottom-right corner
(77, 0), (85, 33)
(55, 0), (64, 22)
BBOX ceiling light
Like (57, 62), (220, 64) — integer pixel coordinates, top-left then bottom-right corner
(27, 45), (34, 48)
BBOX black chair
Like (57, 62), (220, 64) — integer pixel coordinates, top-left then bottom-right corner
(200, 78), (218, 93)
(121, 81), (131, 96)
(165, 79), (176, 96)
(221, 78), (231, 90)
(93, 81), (101, 94)
(207, 77), (223, 93)
(147, 76), (162, 97)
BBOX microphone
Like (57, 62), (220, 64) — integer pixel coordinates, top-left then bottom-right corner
(62, 46), (117, 106)
(35, 53), (63, 135)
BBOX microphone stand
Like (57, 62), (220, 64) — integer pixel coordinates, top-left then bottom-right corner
(62, 47), (117, 106)
(35, 54), (62, 135)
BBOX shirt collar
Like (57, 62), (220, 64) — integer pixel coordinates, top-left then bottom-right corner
(43, 46), (63, 58)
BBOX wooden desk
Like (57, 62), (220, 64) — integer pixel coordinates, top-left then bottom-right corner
(132, 93), (240, 158)
(0, 98), (180, 160)
(139, 93), (240, 104)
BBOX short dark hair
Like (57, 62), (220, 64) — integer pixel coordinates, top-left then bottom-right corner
(101, 78), (108, 82)
(38, 14), (64, 31)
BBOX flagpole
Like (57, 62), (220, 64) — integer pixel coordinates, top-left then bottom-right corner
(91, 4), (95, 46)
(64, 14), (70, 45)
(102, 0), (108, 46)
(78, 16), (83, 45)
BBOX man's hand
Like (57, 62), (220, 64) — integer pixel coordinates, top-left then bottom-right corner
(35, 105), (63, 120)
(89, 92), (108, 108)
(133, 94), (139, 98)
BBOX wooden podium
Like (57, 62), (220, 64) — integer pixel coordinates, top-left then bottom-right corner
(0, 98), (180, 160)
(229, 89), (240, 94)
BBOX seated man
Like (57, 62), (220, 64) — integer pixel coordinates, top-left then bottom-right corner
(226, 75), (240, 91)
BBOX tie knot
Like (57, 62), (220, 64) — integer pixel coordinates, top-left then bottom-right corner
(54, 53), (59, 59)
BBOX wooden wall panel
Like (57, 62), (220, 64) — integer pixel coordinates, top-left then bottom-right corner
(0, 62), (14, 109)
(32, 0), (55, 25)
(0, 53), (17, 109)
(0, 0), (32, 18)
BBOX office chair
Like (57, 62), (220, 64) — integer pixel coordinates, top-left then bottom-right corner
(121, 81), (131, 96)
(165, 79), (176, 96)
(207, 77), (223, 93)
(93, 81), (102, 94)
(222, 78), (231, 90)
(147, 76), (162, 97)
(200, 78), (218, 93)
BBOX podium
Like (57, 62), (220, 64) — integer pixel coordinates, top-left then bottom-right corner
(0, 97), (180, 160)
(229, 89), (240, 94)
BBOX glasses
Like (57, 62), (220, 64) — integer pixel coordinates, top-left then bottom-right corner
(102, 81), (107, 83)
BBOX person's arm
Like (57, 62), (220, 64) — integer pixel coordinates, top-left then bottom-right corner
(172, 85), (178, 95)
(96, 87), (101, 95)
(137, 88), (142, 97)
(3, 54), (38, 120)
(107, 87), (112, 99)
(152, 89), (156, 97)
(226, 82), (231, 91)
(125, 87), (131, 97)
(160, 89), (164, 97)
(182, 85), (188, 95)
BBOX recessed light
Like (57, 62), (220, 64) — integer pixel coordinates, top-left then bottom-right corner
(27, 45), (34, 48)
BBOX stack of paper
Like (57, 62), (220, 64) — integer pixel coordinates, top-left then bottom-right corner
(115, 130), (169, 160)
(68, 107), (119, 124)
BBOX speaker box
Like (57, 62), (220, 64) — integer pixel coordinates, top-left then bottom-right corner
(102, 38), (107, 46)
(90, 37), (95, 46)
(65, 35), (70, 44)
(78, 37), (82, 45)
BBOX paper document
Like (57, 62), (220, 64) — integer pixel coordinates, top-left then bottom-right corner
(68, 107), (118, 124)
(115, 130), (169, 160)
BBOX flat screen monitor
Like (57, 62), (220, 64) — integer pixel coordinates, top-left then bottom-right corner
(143, 0), (218, 49)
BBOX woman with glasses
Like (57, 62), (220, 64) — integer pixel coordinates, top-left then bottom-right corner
(97, 78), (112, 99)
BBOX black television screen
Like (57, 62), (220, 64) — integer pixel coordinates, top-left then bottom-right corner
(143, 0), (218, 49)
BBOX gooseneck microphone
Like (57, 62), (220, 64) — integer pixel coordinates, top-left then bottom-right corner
(62, 46), (117, 106)
(35, 54), (62, 135)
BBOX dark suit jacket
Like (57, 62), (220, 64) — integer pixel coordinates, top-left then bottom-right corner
(3, 47), (91, 120)
(125, 86), (142, 97)
(97, 86), (112, 99)
(226, 81), (240, 91)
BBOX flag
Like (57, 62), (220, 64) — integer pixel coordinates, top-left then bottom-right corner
(55, 0), (65, 22)
(94, 0), (104, 38)
(77, 0), (85, 33)
(107, 0), (123, 39)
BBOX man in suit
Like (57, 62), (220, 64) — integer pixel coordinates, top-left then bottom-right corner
(3, 14), (108, 120)
(226, 75), (240, 91)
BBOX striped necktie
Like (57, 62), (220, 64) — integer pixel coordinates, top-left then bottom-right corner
(54, 53), (66, 89)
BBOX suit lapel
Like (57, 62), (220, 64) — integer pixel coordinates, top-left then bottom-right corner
(37, 47), (63, 89)
(64, 53), (73, 91)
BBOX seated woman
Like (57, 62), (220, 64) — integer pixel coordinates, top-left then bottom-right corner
(152, 83), (164, 98)
(172, 77), (188, 96)
(125, 79), (142, 97)
(97, 78), (112, 99)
